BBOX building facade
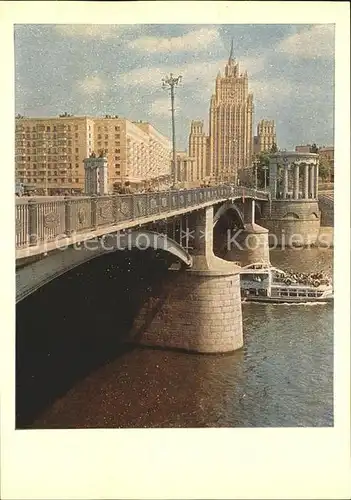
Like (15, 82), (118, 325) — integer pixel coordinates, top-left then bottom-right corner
(15, 115), (172, 194)
(15, 115), (94, 194)
(208, 45), (254, 183)
(253, 119), (276, 154)
(188, 120), (209, 181)
(133, 121), (172, 185)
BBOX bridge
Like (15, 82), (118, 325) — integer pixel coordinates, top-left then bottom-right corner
(16, 177), (324, 354)
(16, 185), (272, 353)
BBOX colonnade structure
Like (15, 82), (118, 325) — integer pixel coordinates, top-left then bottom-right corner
(260, 152), (321, 246)
(268, 151), (319, 201)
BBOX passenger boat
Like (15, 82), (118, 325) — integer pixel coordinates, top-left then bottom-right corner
(239, 262), (333, 303)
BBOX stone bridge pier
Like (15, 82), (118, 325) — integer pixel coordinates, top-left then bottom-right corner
(131, 206), (243, 354)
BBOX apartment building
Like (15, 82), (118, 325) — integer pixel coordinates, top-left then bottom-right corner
(133, 121), (172, 183)
(15, 115), (172, 194)
(15, 115), (94, 194)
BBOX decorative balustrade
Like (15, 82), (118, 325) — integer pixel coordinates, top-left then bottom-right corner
(15, 186), (269, 250)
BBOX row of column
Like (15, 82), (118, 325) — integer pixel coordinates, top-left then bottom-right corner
(282, 163), (319, 200)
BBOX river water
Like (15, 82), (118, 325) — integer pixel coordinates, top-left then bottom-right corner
(16, 247), (333, 428)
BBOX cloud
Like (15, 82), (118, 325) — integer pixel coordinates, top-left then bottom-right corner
(76, 75), (106, 95)
(251, 77), (293, 102)
(128, 27), (220, 53)
(277, 24), (334, 58)
(55, 24), (134, 39)
(117, 56), (265, 95)
(150, 97), (176, 117)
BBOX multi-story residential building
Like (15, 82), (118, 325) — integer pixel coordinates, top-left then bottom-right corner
(15, 115), (94, 194)
(208, 44), (254, 182)
(15, 115), (172, 193)
(93, 116), (150, 188)
(188, 120), (209, 181)
(253, 119), (276, 154)
(133, 121), (172, 184)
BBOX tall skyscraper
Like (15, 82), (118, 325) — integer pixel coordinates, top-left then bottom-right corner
(188, 120), (209, 180)
(209, 42), (254, 182)
(253, 119), (276, 154)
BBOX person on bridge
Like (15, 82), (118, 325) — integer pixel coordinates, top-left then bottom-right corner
(119, 181), (133, 194)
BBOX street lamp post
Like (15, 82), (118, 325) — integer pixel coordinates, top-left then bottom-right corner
(162, 73), (182, 186)
(263, 165), (268, 190)
(253, 158), (258, 190)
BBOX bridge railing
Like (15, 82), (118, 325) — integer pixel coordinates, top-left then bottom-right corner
(15, 186), (269, 249)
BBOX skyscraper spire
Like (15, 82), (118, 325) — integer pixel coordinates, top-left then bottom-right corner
(229, 38), (234, 62)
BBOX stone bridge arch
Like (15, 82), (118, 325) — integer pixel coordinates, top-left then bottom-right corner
(16, 230), (192, 303)
(213, 201), (245, 228)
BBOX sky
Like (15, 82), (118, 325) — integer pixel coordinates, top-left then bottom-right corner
(14, 23), (335, 151)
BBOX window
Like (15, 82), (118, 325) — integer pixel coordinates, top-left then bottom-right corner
(75, 133), (78, 139)
(98, 134), (102, 140)
(115, 149), (120, 153)
(115, 134), (120, 139)
(33, 164), (37, 169)
(53, 126), (57, 132)
(75, 163), (79, 168)
(105, 134), (108, 139)
(75, 148), (78, 153)
(75, 125), (78, 130)
(115, 126), (119, 131)
(68, 125), (71, 131)
(54, 171), (57, 175)
(68, 178), (72, 183)
(75, 178), (79, 183)
(27, 156), (30, 161)
(46, 126), (50, 132)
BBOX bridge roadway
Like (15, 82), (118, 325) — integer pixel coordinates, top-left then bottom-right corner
(16, 185), (269, 260)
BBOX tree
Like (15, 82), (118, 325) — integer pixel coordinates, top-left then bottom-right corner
(252, 152), (270, 188)
(319, 156), (332, 181)
(270, 142), (278, 153)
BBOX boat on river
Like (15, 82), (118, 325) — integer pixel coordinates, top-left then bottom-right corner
(238, 262), (333, 303)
